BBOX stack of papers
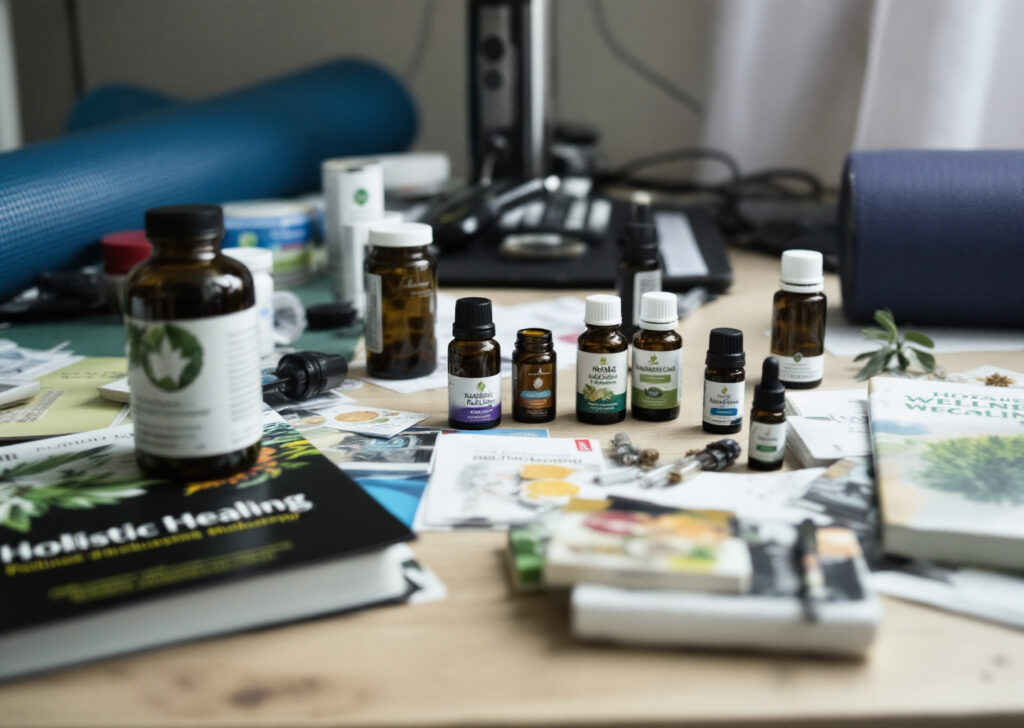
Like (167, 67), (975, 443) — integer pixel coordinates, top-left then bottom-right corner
(784, 387), (870, 467)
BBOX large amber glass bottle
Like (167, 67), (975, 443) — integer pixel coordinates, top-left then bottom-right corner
(364, 222), (437, 379)
(124, 205), (263, 480)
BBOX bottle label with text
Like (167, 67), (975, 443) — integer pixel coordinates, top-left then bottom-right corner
(576, 350), (627, 414)
(702, 379), (744, 427)
(749, 421), (787, 464)
(776, 353), (824, 383)
(631, 347), (681, 409)
(449, 373), (502, 424)
(363, 272), (383, 353)
(126, 309), (262, 458)
(514, 363), (554, 411)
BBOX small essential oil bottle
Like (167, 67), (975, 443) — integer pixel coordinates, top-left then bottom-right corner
(512, 328), (556, 423)
(631, 291), (682, 422)
(125, 205), (263, 480)
(448, 297), (501, 429)
(748, 356), (787, 471)
(364, 221), (437, 379)
(576, 294), (628, 425)
(702, 327), (745, 434)
(616, 191), (662, 340)
(770, 249), (827, 389)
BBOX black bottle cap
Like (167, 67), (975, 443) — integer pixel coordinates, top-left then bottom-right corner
(705, 327), (745, 368)
(705, 439), (742, 470)
(145, 205), (224, 238)
(306, 302), (357, 330)
(273, 351), (348, 401)
(453, 297), (495, 340)
(753, 356), (786, 411)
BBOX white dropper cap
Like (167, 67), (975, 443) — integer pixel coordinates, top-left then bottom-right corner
(584, 294), (622, 326)
(638, 291), (678, 331)
(780, 249), (824, 293)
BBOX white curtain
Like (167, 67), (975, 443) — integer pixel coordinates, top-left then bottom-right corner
(699, 0), (1024, 185)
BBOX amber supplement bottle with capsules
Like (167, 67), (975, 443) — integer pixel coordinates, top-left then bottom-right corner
(748, 356), (787, 471)
(364, 222), (437, 379)
(448, 297), (501, 429)
(616, 191), (662, 340)
(512, 328), (556, 423)
(125, 205), (263, 480)
(702, 327), (745, 434)
(770, 249), (826, 389)
(576, 294), (628, 425)
(631, 291), (682, 422)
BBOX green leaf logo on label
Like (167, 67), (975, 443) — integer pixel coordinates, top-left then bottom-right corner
(476, 381), (486, 392)
(238, 231), (259, 248)
(720, 385), (728, 395)
(138, 324), (203, 392)
(649, 355), (658, 364)
(794, 352), (803, 362)
(600, 357), (607, 365)
(354, 188), (369, 206)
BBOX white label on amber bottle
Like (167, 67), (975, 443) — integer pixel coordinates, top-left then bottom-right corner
(364, 272), (383, 353)
(703, 379), (744, 427)
(126, 309), (262, 458)
(749, 421), (787, 463)
(777, 353), (824, 383)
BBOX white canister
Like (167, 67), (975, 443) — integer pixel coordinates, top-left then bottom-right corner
(322, 158), (385, 304)
(223, 247), (275, 359)
(339, 211), (403, 319)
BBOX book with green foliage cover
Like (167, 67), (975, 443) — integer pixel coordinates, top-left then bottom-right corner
(867, 377), (1024, 571)
(0, 414), (414, 680)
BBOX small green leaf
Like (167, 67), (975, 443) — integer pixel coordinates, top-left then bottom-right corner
(861, 327), (893, 342)
(897, 352), (910, 370)
(855, 349), (889, 380)
(904, 331), (935, 349)
(874, 309), (898, 337)
(853, 348), (882, 362)
(911, 348), (936, 371)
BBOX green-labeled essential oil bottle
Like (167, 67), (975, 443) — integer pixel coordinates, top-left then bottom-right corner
(770, 249), (827, 389)
(448, 297), (501, 429)
(748, 356), (787, 471)
(702, 327), (745, 434)
(631, 291), (682, 422)
(576, 294), (628, 425)
(125, 205), (263, 480)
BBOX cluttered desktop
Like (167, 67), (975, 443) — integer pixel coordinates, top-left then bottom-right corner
(1, 1), (1023, 726)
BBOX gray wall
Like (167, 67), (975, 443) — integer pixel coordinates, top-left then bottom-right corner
(10, 0), (712, 178)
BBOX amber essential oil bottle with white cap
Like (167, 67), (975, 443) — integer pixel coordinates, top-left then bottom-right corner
(770, 249), (826, 389)
(576, 294), (628, 425)
(631, 291), (682, 422)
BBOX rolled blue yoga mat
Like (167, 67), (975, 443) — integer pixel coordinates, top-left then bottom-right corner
(840, 150), (1024, 327)
(0, 59), (417, 301)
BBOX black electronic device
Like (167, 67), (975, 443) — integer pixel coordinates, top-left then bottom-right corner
(468, 0), (553, 181)
(431, 179), (732, 292)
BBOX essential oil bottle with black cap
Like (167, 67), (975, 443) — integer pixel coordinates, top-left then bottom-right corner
(125, 205), (263, 480)
(616, 191), (662, 340)
(448, 297), (501, 429)
(702, 327), (745, 434)
(748, 356), (787, 471)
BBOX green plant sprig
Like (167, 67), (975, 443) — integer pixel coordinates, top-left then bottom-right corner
(854, 309), (937, 380)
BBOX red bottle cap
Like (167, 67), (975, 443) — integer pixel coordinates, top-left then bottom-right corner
(101, 230), (152, 274)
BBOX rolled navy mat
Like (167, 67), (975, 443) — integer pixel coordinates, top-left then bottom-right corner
(0, 59), (417, 301)
(839, 150), (1024, 327)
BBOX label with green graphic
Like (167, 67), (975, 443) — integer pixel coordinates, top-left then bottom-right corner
(631, 347), (681, 409)
(576, 350), (627, 414)
(126, 309), (262, 458)
(702, 379), (745, 427)
(748, 421), (787, 464)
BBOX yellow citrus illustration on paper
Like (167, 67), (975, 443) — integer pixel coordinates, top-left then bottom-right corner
(520, 463), (577, 480)
(334, 410), (380, 423)
(522, 479), (580, 499)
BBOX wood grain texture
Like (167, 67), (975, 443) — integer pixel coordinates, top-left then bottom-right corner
(2, 248), (1023, 727)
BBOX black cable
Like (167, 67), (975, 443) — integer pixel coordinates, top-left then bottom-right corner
(404, 0), (436, 82)
(597, 147), (742, 192)
(589, 0), (703, 117)
(64, 0), (86, 98)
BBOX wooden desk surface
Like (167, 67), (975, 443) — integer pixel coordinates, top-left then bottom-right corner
(3, 248), (1024, 727)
